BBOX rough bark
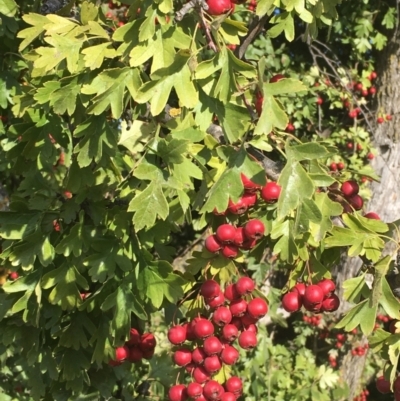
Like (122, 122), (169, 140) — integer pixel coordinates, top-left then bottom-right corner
(335, 25), (400, 400)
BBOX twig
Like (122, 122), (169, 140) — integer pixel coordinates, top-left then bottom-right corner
(175, 0), (209, 21)
(245, 145), (282, 181)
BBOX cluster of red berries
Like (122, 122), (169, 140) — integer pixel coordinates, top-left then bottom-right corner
(350, 344), (368, 357)
(377, 114), (392, 124)
(247, 0), (257, 11)
(302, 314), (322, 327)
(329, 161), (346, 172)
(281, 279), (340, 313)
(167, 277), (268, 401)
(375, 374), (400, 400)
(353, 388), (369, 401)
(109, 329), (156, 366)
(328, 354), (337, 368)
(337, 180), (363, 212)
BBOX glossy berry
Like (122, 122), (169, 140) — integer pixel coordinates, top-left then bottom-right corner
(225, 376), (243, 394)
(187, 382), (203, 399)
(261, 182), (281, 203)
(128, 347), (143, 362)
(193, 366), (211, 384)
(221, 345), (239, 365)
(203, 380), (225, 400)
(321, 294), (340, 312)
(203, 336), (223, 356)
(329, 162), (337, 171)
(201, 280), (221, 299)
(127, 328), (141, 346)
(229, 299), (248, 317)
(347, 194), (363, 210)
(206, 291), (225, 308)
(376, 376), (390, 394)
(216, 224), (236, 243)
(241, 313), (258, 326)
(205, 235), (222, 253)
(193, 319), (214, 339)
(235, 277), (255, 295)
(8, 272), (19, 280)
(203, 355), (222, 374)
(224, 284), (240, 301)
(221, 324), (239, 342)
(220, 393), (236, 401)
(212, 306), (232, 326)
(233, 227), (246, 247)
(238, 330), (257, 349)
(168, 325), (187, 345)
(247, 298), (268, 319)
(317, 279), (336, 297)
(168, 384), (188, 401)
(221, 244), (239, 259)
(192, 347), (207, 365)
(115, 346), (129, 361)
(140, 333), (156, 350)
(244, 219), (265, 239)
(341, 180), (359, 197)
(174, 348), (192, 366)
(241, 192), (257, 208)
(292, 283), (306, 298)
(377, 116), (384, 124)
(364, 212), (380, 220)
(227, 198), (248, 215)
(206, 0), (232, 15)
(304, 285), (324, 305)
(337, 162), (345, 170)
(241, 173), (261, 192)
(282, 292), (301, 312)
(269, 74), (285, 83)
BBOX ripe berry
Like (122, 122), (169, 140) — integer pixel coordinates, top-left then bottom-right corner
(193, 366), (211, 384)
(212, 306), (232, 326)
(303, 299), (322, 313)
(364, 212), (380, 220)
(221, 244), (239, 258)
(369, 87), (376, 95)
(225, 376), (243, 395)
(241, 313), (258, 326)
(341, 180), (359, 197)
(203, 336), (223, 356)
(174, 348), (192, 366)
(224, 284), (240, 301)
(376, 376), (391, 394)
(255, 94), (263, 116)
(233, 227), (245, 247)
(128, 347), (143, 362)
(168, 384), (188, 401)
(240, 173), (261, 192)
(347, 194), (364, 210)
(201, 280), (221, 300)
(220, 393), (236, 401)
(377, 116), (384, 124)
(187, 382), (203, 399)
(221, 324), (239, 342)
(203, 380), (225, 400)
(261, 182), (281, 203)
(206, 0), (232, 15)
(238, 330), (257, 349)
(282, 292), (301, 312)
(292, 282), (306, 298)
(316, 97), (323, 105)
(247, 298), (268, 319)
(227, 198), (248, 215)
(216, 224), (236, 243)
(321, 294), (340, 312)
(235, 277), (255, 295)
(127, 328), (141, 346)
(241, 238), (257, 250)
(220, 344), (239, 365)
(244, 219), (265, 239)
(206, 291), (225, 309)
(304, 285), (324, 304)
(269, 74), (285, 83)
(348, 110), (357, 119)
(140, 333), (156, 350)
(203, 355), (222, 374)
(285, 123), (295, 132)
(370, 71), (377, 80)
(8, 272), (19, 280)
(115, 346), (129, 361)
(229, 299), (248, 317)
(142, 348), (155, 359)
(168, 326), (187, 345)
(329, 162), (337, 171)
(193, 319), (214, 339)
(205, 235), (222, 253)
(241, 192), (257, 208)
(317, 279), (336, 297)
(192, 347), (207, 365)
(386, 114), (392, 121)
(337, 162), (345, 170)
(367, 152), (374, 160)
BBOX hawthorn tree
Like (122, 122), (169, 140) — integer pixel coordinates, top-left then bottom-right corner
(1, 0), (400, 400)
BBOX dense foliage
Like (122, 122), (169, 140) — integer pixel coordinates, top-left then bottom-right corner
(0, 0), (399, 400)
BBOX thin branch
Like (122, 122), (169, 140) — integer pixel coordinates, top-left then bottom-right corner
(175, 0), (209, 21)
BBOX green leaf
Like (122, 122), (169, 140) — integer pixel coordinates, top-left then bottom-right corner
(336, 299), (377, 335)
(0, 0), (17, 16)
(271, 220), (298, 263)
(269, 11), (295, 41)
(342, 275), (367, 303)
(128, 180), (169, 231)
(17, 13), (48, 51)
(118, 120), (156, 153)
(82, 43), (117, 70)
(263, 78), (307, 96)
(254, 94), (288, 135)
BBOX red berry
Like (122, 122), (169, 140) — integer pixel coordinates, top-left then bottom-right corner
(285, 123), (295, 132)
(168, 325), (187, 345)
(193, 319), (214, 339)
(241, 238), (258, 250)
(369, 87), (376, 95)
(241, 192), (257, 208)
(221, 244), (239, 258)
(229, 298), (247, 317)
(346, 142), (354, 150)
(216, 224), (236, 243)
(193, 366), (210, 384)
(173, 348), (192, 366)
(241, 313), (258, 326)
(224, 284), (240, 301)
(227, 198), (248, 215)
(316, 97), (323, 105)
(292, 283), (306, 298)
(128, 347), (143, 362)
(192, 347), (207, 365)
(225, 376), (243, 395)
(203, 355), (222, 374)
(115, 346), (129, 361)
(317, 279), (336, 297)
(233, 227), (246, 247)
(377, 116), (384, 124)
(212, 306), (232, 326)
(321, 294), (340, 312)
(247, 298), (268, 319)
(187, 382), (203, 399)
(205, 235), (222, 253)
(240, 173), (262, 192)
(203, 336), (223, 356)
(235, 277), (255, 295)
(329, 162), (337, 171)
(347, 194), (363, 210)
(206, 291), (225, 309)
(348, 110), (357, 119)
(386, 114), (392, 120)
(370, 71), (377, 80)
(203, 380), (225, 400)
(140, 333), (156, 351)
(364, 212), (380, 220)
(168, 384), (188, 401)
(201, 280), (221, 299)
(244, 219), (265, 239)
(337, 162), (345, 170)
(9, 271), (19, 280)
(220, 344), (239, 365)
(304, 285), (324, 304)
(261, 182), (281, 203)
(341, 180), (359, 197)
(220, 393), (236, 401)
(282, 292), (301, 312)
(367, 152), (374, 160)
(303, 299), (322, 313)
(127, 328), (141, 346)
(221, 324), (239, 343)
(238, 330), (257, 349)
(269, 74), (285, 83)
(376, 376), (391, 394)
(206, 0), (232, 15)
